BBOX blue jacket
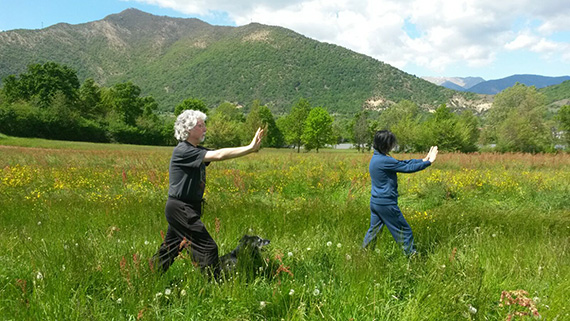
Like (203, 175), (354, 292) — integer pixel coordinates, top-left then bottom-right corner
(369, 150), (431, 205)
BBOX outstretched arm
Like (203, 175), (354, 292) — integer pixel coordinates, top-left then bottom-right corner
(203, 128), (265, 162)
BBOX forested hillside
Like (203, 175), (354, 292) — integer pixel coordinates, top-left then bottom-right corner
(0, 8), (466, 114)
(540, 80), (570, 106)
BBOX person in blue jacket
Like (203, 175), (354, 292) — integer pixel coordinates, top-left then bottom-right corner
(362, 130), (438, 255)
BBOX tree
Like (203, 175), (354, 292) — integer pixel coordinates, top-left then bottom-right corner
(302, 107), (335, 152)
(557, 105), (570, 147)
(456, 110), (480, 152)
(205, 112), (242, 148)
(106, 82), (144, 126)
(423, 104), (466, 152)
(351, 111), (373, 152)
(378, 100), (425, 152)
(1, 75), (22, 104)
(175, 98), (208, 116)
(282, 98), (311, 152)
(485, 84), (551, 152)
(243, 100), (283, 148)
(78, 78), (104, 119)
(378, 100), (422, 131)
(6, 62), (80, 108)
(214, 102), (245, 122)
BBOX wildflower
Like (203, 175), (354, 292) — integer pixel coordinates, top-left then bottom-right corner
(181, 289), (187, 296)
(337, 243), (342, 248)
(117, 298), (122, 304)
(289, 289), (295, 296)
(155, 292), (163, 298)
(288, 252), (293, 257)
(164, 288), (171, 296)
(306, 247), (311, 251)
(492, 233), (497, 237)
(313, 288), (320, 296)
(260, 301), (266, 309)
(468, 305), (477, 314)
(36, 271), (44, 280)
(346, 254), (351, 260)
(37, 221), (41, 225)
(144, 240), (150, 245)
(326, 241), (332, 247)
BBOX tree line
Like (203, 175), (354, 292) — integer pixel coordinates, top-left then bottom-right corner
(1, 62), (568, 152)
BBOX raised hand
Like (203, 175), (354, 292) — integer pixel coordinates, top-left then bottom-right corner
(250, 127), (265, 151)
(427, 146), (438, 162)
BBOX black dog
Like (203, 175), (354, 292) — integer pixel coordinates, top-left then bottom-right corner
(219, 235), (271, 276)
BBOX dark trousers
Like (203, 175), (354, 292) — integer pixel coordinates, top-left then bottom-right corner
(362, 203), (417, 255)
(152, 197), (219, 273)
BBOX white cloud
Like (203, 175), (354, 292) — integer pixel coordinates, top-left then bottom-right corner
(505, 34), (536, 51)
(506, 31), (570, 63)
(129, 0), (570, 75)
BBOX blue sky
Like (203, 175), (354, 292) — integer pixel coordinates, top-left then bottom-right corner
(1, 0), (569, 81)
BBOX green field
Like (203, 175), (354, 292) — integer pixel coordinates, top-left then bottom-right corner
(1, 137), (569, 320)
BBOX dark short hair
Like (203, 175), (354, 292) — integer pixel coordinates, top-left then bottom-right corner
(373, 130), (397, 154)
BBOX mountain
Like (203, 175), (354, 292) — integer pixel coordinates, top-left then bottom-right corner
(441, 81), (468, 91)
(0, 8), (479, 115)
(539, 80), (570, 107)
(422, 76), (485, 90)
(467, 74), (570, 95)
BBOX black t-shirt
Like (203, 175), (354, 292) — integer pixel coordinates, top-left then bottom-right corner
(167, 141), (210, 203)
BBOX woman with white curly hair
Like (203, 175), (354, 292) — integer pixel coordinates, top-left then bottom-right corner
(152, 109), (264, 275)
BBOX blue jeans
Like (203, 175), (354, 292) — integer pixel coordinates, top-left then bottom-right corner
(362, 203), (416, 255)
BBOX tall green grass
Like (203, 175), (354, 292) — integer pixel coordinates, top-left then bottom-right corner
(1, 141), (569, 320)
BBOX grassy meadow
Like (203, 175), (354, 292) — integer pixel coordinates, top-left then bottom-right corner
(0, 137), (569, 320)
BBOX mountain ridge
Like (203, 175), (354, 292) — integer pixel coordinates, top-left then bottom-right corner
(0, 8), (484, 114)
(424, 74), (570, 95)
(467, 74), (570, 95)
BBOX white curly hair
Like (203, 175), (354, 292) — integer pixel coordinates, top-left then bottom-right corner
(174, 110), (207, 142)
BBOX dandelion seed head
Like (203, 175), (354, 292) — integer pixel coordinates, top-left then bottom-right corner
(289, 289), (295, 296)
(326, 241), (332, 247)
(36, 272), (43, 280)
(346, 254), (351, 260)
(313, 288), (320, 296)
(117, 298), (122, 304)
(468, 305), (477, 314)
(288, 252), (293, 257)
(337, 243), (342, 248)
(260, 301), (266, 308)
(164, 289), (171, 296)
